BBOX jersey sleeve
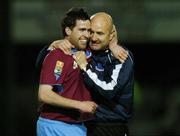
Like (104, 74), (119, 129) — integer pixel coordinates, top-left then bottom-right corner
(40, 50), (66, 86)
(83, 52), (134, 100)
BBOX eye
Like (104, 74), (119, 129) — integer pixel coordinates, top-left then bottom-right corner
(87, 29), (91, 33)
(90, 30), (94, 35)
(79, 28), (86, 31)
(97, 32), (104, 35)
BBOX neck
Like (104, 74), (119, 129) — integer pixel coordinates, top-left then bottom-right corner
(92, 49), (109, 56)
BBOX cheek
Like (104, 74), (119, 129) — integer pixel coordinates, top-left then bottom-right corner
(70, 35), (79, 45)
(73, 33), (79, 40)
(76, 33), (82, 39)
(106, 35), (111, 43)
(101, 37), (109, 44)
(101, 38), (109, 48)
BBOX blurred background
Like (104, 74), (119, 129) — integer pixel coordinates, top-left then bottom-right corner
(1, 0), (180, 135)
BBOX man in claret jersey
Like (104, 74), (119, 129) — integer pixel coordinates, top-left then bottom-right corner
(36, 8), (97, 136)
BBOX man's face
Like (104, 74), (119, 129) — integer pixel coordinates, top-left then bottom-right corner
(69, 20), (91, 50)
(89, 19), (111, 51)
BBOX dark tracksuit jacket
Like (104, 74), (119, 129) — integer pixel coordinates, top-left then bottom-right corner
(83, 49), (134, 123)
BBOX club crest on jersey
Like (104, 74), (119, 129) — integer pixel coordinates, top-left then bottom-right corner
(54, 61), (64, 80)
(95, 63), (104, 71)
(73, 61), (78, 69)
(85, 50), (92, 59)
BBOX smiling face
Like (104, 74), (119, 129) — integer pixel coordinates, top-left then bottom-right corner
(67, 20), (91, 50)
(89, 13), (113, 51)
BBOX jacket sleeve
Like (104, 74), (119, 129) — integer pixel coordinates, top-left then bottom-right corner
(83, 52), (134, 100)
(35, 46), (50, 74)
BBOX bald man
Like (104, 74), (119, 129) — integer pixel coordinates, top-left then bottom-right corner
(89, 12), (114, 51)
(73, 12), (134, 136)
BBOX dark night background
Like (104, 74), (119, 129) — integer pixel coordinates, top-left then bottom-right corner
(1, 0), (180, 135)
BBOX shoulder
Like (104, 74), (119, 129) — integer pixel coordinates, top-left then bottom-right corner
(117, 45), (134, 65)
(48, 49), (64, 57)
(42, 49), (73, 69)
(126, 50), (134, 65)
(110, 49), (134, 68)
(45, 49), (72, 61)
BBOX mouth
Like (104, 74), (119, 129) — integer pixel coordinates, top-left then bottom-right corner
(90, 41), (100, 46)
(92, 43), (99, 45)
(79, 39), (88, 45)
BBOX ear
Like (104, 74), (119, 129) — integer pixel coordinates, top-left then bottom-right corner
(109, 27), (114, 41)
(109, 25), (116, 41)
(109, 25), (118, 44)
(65, 27), (72, 36)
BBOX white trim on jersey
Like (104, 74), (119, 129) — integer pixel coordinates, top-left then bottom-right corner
(86, 64), (122, 90)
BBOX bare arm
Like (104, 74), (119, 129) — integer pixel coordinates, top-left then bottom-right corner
(109, 25), (128, 63)
(38, 84), (97, 113)
(48, 39), (74, 55)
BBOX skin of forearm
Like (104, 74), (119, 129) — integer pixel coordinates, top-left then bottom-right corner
(38, 85), (81, 110)
(109, 42), (117, 51)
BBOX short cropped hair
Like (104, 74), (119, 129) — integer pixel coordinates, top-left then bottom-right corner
(61, 8), (90, 37)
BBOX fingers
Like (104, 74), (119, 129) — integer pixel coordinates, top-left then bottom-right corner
(87, 101), (97, 114)
(90, 102), (97, 114)
(119, 58), (125, 64)
(49, 39), (74, 54)
(75, 51), (82, 60)
(117, 46), (128, 63)
(60, 42), (71, 54)
(91, 107), (96, 114)
(118, 51), (128, 62)
(79, 101), (97, 113)
(59, 40), (73, 54)
(75, 51), (86, 60)
(51, 40), (61, 47)
(49, 40), (60, 50)
(73, 51), (87, 70)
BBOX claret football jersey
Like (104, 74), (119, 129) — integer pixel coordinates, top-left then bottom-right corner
(39, 49), (92, 123)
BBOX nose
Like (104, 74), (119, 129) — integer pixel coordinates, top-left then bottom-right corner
(91, 33), (97, 41)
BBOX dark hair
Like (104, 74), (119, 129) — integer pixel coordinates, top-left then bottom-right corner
(61, 7), (90, 37)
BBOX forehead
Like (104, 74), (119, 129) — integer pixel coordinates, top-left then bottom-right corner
(75, 20), (91, 28)
(91, 19), (109, 32)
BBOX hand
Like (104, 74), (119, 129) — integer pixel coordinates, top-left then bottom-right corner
(78, 101), (97, 113)
(49, 39), (74, 54)
(73, 51), (87, 71)
(109, 25), (128, 63)
(110, 45), (128, 63)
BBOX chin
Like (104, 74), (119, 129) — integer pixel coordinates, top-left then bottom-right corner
(89, 46), (99, 51)
(79, 45), (87, 50)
